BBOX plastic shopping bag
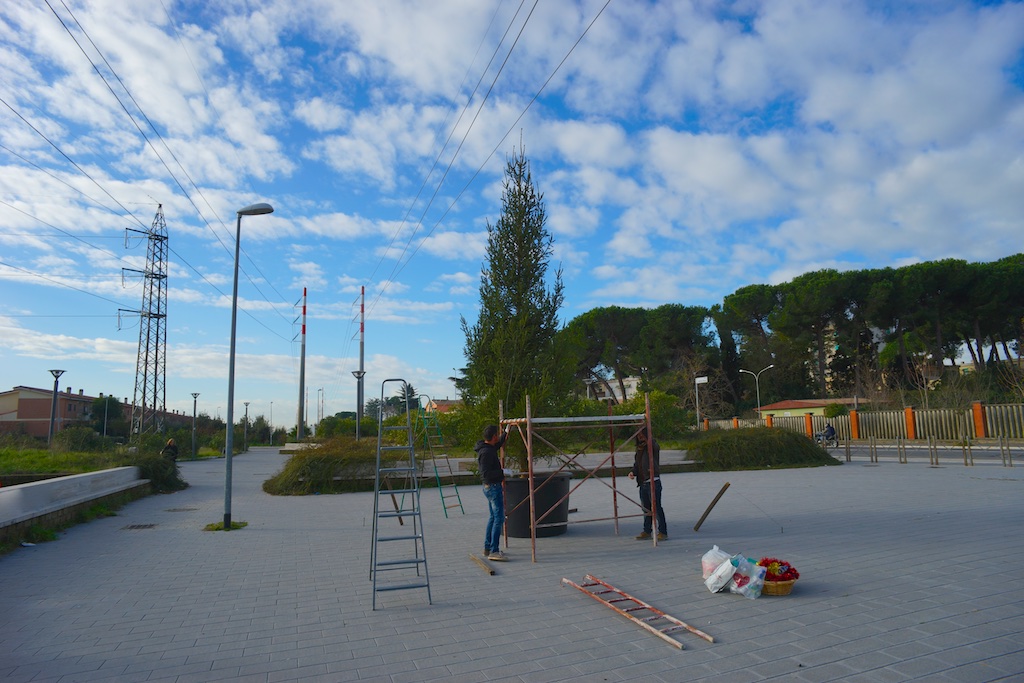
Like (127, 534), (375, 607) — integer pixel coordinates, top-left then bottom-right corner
(701, 545), (733, 579)
(704, 555), (742, 593)
(728, 557), (767, 599)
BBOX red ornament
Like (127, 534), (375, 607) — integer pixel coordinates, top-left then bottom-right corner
(758, 557), (800, 582)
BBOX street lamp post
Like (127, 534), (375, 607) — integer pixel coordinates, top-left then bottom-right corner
(269, 401), (273, 445)
(224, 202), (274, 530)
(47, 369), (65, 446)
(191, 392), (199, 460)
(352, 370), (365, 440)
(243, 402), (250, 452)
(739, 364), (775, 419)
(695, 375), (708, 431)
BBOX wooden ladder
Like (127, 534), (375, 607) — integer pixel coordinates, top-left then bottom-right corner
(562, 575), (714, 649)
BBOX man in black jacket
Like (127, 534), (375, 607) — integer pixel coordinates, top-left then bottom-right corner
(475, 424), (510, 561)
(628, 429), (666, 540)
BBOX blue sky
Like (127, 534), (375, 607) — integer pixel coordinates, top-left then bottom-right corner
(2, 0), (1023, 431)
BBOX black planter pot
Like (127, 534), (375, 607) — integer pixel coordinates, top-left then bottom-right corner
(504, 472), (571, 538)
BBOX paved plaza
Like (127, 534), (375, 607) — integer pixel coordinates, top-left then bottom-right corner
(1, 446), (1022, 682)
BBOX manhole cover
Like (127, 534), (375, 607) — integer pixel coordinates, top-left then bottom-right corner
(121, 524), (156, 530)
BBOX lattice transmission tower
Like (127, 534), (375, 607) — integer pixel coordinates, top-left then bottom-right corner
(122, 205), (169, 439)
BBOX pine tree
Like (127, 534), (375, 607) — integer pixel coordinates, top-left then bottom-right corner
(460, 148), (565, 415)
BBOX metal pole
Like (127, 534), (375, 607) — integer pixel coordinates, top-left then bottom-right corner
(47, 369), (65, 446)
(224, 202), (273, 529)
(354, 285), (365, 440)
(224, 212), (242, 529)
(297, 287), (307, 439)
(694, 377), (700, 431)
(191, 392), (199, 460)
(244, 401), (250, 452)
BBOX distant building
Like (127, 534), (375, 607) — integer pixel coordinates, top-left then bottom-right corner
(423, 398), (461, 414)
(757, 397), (861, 418)
(585, 376), (641, 403)
(0, 385), (97, 438)
(0, 385), (189, 438)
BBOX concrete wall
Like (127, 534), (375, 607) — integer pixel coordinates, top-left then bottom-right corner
(0, 467), (148, 539)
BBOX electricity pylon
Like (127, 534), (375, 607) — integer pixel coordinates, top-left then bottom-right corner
(122, 205), (169, 439)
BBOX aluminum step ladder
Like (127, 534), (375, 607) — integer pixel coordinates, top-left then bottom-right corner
(369, 379), (431, 610)
(562, 575), (714, 649)
(417, 395), (464, 517)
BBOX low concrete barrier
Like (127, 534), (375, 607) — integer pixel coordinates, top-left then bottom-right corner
(1, 467), (149, 543)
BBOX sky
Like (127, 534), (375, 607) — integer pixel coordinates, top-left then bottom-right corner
(1, 0), (1023, 432)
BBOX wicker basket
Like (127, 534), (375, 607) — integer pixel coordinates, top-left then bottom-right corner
(762, 579), (796, 596)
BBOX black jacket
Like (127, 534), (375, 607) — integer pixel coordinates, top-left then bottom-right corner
(631, 438), (660, 484)
(475, 433), (507, 486)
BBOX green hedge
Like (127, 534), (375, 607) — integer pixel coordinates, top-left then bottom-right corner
(262, 435), (398, 495)
(688, 428), (840, 470)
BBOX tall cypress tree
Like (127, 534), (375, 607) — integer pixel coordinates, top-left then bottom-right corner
(460, 148), (564, 416)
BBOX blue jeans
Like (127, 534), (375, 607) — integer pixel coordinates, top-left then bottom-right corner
(638, 479), (666, 535)
(483, 483), (504, 553)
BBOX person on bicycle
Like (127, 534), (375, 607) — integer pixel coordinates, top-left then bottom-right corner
(822, 423), (836, 443)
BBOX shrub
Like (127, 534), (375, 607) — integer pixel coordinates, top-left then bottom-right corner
(132, 453), (189, 493)
(823, 403), (849, 418)
(263, 435), (395, 495)
(688, 428), (839, 471)
(52, 426), (106, 453)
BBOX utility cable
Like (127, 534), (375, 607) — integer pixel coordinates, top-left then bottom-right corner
(0, 259), (134, 308)
(382, 0), (606, 292)
(47, 0), (293, 327)
(368, 0), (542, 317)
(0, 95), (149, 230)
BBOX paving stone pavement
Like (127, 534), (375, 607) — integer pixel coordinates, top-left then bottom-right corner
(1, 446), (1022, 683)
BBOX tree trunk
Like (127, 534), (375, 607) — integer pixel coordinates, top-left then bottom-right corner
(973, 319), (986, 371)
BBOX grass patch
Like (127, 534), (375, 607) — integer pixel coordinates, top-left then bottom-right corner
(203, 521), (248, 531)
(23, 525), (59, 543)
(0, 447), (122, 475)
(80, 504), (117, 522)
(688, 428), (840, 471)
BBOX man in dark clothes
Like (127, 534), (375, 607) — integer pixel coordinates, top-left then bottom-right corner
(161, 438), (179, 463)
(628, 429), (666, 540)
(475, 424), (510, 561)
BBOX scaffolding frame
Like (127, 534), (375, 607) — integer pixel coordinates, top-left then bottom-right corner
(499, 393), (658, 562)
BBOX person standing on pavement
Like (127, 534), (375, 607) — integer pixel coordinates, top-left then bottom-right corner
(476, 424), (511, 561)
(628, 428), (666, 540)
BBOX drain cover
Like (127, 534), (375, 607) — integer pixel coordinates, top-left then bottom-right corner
(121, 524), (156, 530)
(165, 508), (198, 512)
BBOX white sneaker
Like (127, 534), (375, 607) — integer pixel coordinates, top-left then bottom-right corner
(487, 550), (509, 561)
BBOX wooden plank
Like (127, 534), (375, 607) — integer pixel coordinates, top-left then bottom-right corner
(469, 553), (495, 575)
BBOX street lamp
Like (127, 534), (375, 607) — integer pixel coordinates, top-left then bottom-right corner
(224, 201), (274, 530)
(47, 369), (65, 445)
(739, 364), (775, 419)
(191, 392), (199, 460)
(243, 401), (250, 452)
(352, 370), (365, 440)
(695, 375), (708, 431)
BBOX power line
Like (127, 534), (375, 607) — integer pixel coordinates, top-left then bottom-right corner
(383, 0), (615, 296)
(0, 95), (149, 231)
(0, 259), (134, 308)
(47, 0), (294, 327)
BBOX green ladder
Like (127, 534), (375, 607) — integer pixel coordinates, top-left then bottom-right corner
(369, 379), (431, 610)
(417, 395), (464, 518)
